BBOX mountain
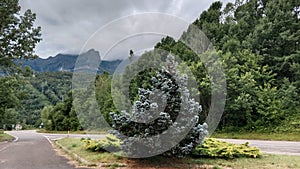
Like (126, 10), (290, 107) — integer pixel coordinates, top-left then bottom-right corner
(21, 49), (122, 74)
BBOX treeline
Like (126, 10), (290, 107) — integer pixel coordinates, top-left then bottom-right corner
(21, 72), (72, 126)
(40, 72), (116, 131)
(40, 0), (300, 133)
(201, 0), (300, 132)
(0, 72), (72, 128)
(0, 77), (24, 130)
(155, 0), (300, 132)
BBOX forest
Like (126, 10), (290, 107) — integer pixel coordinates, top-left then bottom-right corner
(1, 0), (299, 134)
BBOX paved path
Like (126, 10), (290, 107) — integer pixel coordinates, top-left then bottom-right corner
(0, 130), (89, 169)
(1, 130), (299, 169)
(220, 139), (300, 156)
(43, 132), (105, 141)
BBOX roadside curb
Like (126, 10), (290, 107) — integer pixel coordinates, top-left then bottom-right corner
(3, 131), (18, 142)
(53, 139), (97, 167)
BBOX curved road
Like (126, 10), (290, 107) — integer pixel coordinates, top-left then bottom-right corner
(0, 130), (299, 169)
(0, 130), (89, 169)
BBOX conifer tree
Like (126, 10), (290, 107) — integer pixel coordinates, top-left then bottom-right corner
(110, 55), (208, 157)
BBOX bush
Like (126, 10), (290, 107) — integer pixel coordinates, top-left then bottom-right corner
(82, 134), (121, 152)
(192, 138), (261, 159)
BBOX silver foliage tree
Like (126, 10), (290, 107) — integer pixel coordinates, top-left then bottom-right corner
(110, 55), (208, 157)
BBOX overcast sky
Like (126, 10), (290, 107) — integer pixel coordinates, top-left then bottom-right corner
(20, 0), (234, 60)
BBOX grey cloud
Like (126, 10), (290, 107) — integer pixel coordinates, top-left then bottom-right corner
(20, 0), (234, 59)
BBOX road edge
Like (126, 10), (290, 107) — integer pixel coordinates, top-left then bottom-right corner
(3, 131), (18, 142)
(52, 139), (97, 168)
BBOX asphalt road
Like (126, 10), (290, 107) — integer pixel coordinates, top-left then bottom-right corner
(220, 138), (300, 156)
(0, 130), (299, 169)
(43, 132), (105, 141)
(0, 130), (88, 169)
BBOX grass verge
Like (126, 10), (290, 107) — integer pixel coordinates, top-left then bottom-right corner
(56, 138), (300, 169)
(0, 130), (14, 142)
(212, 132), (300, 141)
(56, 138), (124, 168)
(38, 129), (107, 135)
(38, 129), (87, 134)
(192, 154), (300, 169)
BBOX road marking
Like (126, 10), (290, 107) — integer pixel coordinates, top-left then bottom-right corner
(43, 136), (53, 145)
(3, 131), (19, 142)
(0, 159), (7, 164)
(13, 135), (19, 142)
(0, 146), (9, 152)
(53, 137), (65, 141)
(0, 132), (19, 153)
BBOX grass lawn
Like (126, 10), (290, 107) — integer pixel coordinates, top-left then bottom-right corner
(192, 154), (300, 169)
(38, 129), (107, 135)
(38, 129), (87, 134)
(0, 130), (14, 142)
(56, 138), (300, 169)
(212, 132), (300, 141)
(56, 137), (123, 168)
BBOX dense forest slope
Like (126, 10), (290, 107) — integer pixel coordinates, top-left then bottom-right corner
(2, 0), (299, 133)
(21, 49), (121, 74)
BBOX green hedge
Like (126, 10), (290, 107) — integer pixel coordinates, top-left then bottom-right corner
(81, 134), (121, 152)
(82, 136), (261, 159)
(192, 138), (261, 159)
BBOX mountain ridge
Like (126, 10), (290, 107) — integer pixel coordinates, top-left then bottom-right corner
(22, 49), (122, 74)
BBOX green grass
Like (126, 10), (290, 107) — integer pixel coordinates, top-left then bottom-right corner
(192, 154), (300, 169)
(0, 130), (14, 142)
(56, 138), (123, 165)
(56, 138), (300, 169)
(38, 129), (107, 134)
(38, 129), (87, 134)
(212, 132), (300, 141)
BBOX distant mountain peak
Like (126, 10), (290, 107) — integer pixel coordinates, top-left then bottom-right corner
(22, 49), (121, 74)
(87, 48), (97, 53)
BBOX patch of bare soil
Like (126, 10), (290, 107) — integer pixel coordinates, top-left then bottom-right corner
(94, 157), (231, 169)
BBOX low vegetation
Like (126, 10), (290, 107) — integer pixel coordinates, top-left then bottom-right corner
(56, 137), (122, 166)
(191, 154), (300, 169)
(37, 129), (87, 134)
(81, 136), (261, 159)
(56, 137), (300, 169)
(0, 130), (14, 142)
(192, 138), (261, 159)
(81, 134), (122, 152)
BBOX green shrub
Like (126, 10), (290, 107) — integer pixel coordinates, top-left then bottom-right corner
(192, 138), (261, 159)
(82, 134), (121, 152)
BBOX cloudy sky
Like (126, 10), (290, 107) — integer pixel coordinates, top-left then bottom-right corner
(20, 0), (234, 60)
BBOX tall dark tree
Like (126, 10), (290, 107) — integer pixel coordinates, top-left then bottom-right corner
(0, 0), (42, 73)
(194, 1), (224, 48)
(249, 0), (300, 80)
(0, 0), (41, 129)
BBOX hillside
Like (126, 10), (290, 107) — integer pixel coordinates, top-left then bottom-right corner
(21, 49), (122, 74)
